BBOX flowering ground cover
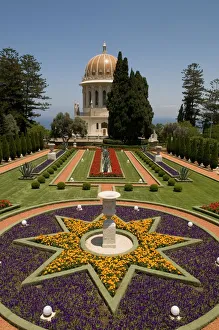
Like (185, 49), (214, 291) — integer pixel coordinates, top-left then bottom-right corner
(0, 199), (12, 209)
(89, 148), (123, 177)
(202, 201), (219, 215)
(0, 205), (219, 329)
(33, 150), (65, 174)
(143, 151), (179, 177)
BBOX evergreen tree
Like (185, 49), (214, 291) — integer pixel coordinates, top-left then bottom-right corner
(20, 133), (27, 155)
(15, 134), (21, 157)
(185, 136), (191, 160)
(203, 140), (211, 167)
(201, 79), (219, 130)
(210, 141), (218, 169)
(177, 104), (184, 122)
(8, 135), (16, 160)
(35, 132), (40, 151)
(167, 135), (171, 153)
(31, 131), (36, 152)
(172, 136), (176, 155)
(0, 141), (2, 163)
(107, 52), (130, 140)
(190, 138), (197, 163)
(182, 63), (204, 126)
(175, 137), (180, 157)
(196, 138), (204, 165)
(179, 136), (186, 159)
(39, 131), (44, 150)
(2, 135), (10, 161)
(26, 134), (32, 154)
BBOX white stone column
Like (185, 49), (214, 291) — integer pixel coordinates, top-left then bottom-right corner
(99, 85), (103, 108)
(83, 87), (86, 110)
(86, 85), (89, 108)
(91, 86), (95, 107)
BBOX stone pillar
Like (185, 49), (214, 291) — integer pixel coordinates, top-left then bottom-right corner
(86, 85), (89, 107)
(91, 86), (95, 107)
(83, 87), (86, 109)
(99, 85), (103, 108)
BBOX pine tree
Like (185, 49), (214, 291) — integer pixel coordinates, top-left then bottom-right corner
(177, 104), (184, 122)
(203, 139), (211, 167)
(182, 63), (204, 126)
(15, 134), (21, 157)
(26, 134), (32, 154)
(196, 138), (204, 165)
(39, 131), (44, 150)
(8, 135), (16, 160)
(210, 141), (218, 169)
(2, 135), (10, 161)
(20, 133), (27, 155)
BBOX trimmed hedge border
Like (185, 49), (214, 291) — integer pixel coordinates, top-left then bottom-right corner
(193, 206), (219, 220)
(0, 204), (20, 215)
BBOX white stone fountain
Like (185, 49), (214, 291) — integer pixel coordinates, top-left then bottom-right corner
(83, 191), (137, 255)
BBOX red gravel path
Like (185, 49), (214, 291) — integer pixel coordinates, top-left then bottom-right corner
(0, 150), (49, 174)
(53, 150), (85, 184)
(125, 151), (159, 185)
(161, 152), (219, 181)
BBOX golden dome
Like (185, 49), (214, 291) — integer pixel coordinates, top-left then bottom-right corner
(82, 42), (117, 82)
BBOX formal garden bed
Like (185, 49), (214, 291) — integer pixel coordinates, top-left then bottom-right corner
(0, 200), (20, 215)
(0, 205), (219, 329)
(193, 202), (219, 220)
(33, 150), (66, 174)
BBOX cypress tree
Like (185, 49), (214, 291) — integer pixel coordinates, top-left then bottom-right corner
(21, 133), (27, 155)
(172, 136), (176, 155)
(26, 134), (32, 154)
(15, 134), (21, 157)
(196, 138), (204, 165)
(175, 137), (180, 157)
(190, 138), (197, 163)
(179, 136), (185, 159)
(177, 104), (184, 122)
(31, 131), (36, 152)
(0, 141), (2, 163)
(35, 132), (40, 151)
(167, 135), (171, 153)
(2, 135), (10, 161)
(210, 141), (218, 169)
(9, 135), (16, 160)
(185, 136), (191, 160)
(39, 131), (44, 150)
(203, 139), (211, 167)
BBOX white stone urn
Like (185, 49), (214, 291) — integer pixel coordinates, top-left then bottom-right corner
(155, 145), (162, 163)
(47, 143), (56, 160)
(98, 191), (121, 248)
(48, 143), (55, 152)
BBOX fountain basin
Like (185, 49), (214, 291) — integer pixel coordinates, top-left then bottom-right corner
(81, 229), (138, 256)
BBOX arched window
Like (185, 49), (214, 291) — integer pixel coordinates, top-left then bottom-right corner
(101, 122), (108, 129)
(88, 91), (91, 106)
(96, 123), (99, 130)
(95, 91), (99, 106)
(103, 90), (107, 106)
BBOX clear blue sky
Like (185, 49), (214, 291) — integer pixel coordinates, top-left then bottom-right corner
(1, 0), (218, 127)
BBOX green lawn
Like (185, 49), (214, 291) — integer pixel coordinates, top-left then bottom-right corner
(116, 155), (219, 211)
(0, 155), (98, 211)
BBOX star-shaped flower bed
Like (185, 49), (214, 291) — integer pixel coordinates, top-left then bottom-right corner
(14, 214), (202, 313)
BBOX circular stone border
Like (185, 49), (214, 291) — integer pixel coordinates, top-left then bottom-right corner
(0, 200), (219, 330)
(81, 228), (138, 256)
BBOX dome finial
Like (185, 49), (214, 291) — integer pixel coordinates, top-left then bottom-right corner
(103, 41), (107, 53)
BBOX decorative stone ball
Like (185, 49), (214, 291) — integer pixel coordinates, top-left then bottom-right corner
(20, 154), (23, 158)
(216, 257), (219, 264)
(127, 160), (130, 163)
(77, 205), (82, 211)
(188, 221), (193, 228)
(139, 179), (143, 183)
(70, 177), (74, 182)
(134, 206), (139, 211)
(21, 220), (27, 226)
(43, 305), (53, 317)
(171, 305), (180, 316)
(81, 158), (84, 162)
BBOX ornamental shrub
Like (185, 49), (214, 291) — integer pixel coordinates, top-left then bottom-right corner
(43, 171), (50, 178)
(155, 167), (160, 173)
(47, 167), (54, 174)
(163, 174), (170, 181)
(158, 170), (165, 177)
(124, 184), (133, 191)
(57, 181), (65, 190)
(168, 178), (175, 186)
(150, 184), (158, 192)
(82, 182), (91, 190)
(52, 164), (57, 171)
(55, 161), (61, 167)
(37, 175), (46, 183)
(152, 164), (157, 170)
(174, 184), (182, 192)
(31, 180), (40, 189)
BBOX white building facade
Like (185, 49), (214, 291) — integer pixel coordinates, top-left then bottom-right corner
(74, 43), (117, 137)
